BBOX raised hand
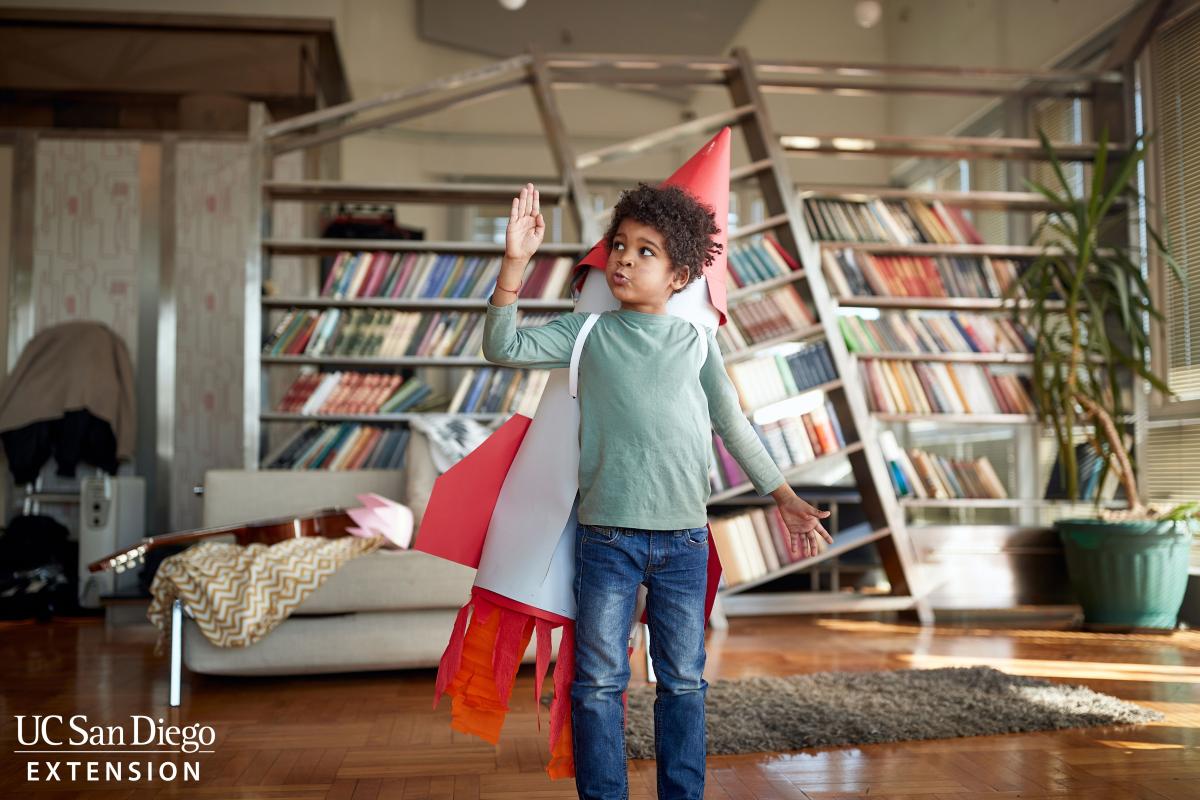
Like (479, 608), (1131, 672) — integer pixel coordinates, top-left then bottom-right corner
(505, 183), (545, 264)
(776, 495), (833, 560)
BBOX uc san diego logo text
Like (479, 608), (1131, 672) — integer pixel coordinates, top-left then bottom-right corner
(15, 715), (213, 783)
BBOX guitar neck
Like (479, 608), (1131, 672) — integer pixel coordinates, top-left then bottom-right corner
(87, 509), (351, 573)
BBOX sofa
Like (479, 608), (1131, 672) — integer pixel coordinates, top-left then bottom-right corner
(178, 430), (563, 677)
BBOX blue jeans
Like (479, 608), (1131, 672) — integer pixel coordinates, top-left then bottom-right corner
(570, 520), (709, 800)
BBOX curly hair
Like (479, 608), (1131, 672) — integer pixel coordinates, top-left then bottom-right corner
(603, 182), (723, 293)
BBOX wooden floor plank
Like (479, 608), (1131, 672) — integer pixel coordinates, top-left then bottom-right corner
(0, 614), (1195, 799)
(377, 778), (408, 800)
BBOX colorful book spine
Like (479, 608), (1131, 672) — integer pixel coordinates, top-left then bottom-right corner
(266, 423), (413, 470)
(859, 360), (1034, 415)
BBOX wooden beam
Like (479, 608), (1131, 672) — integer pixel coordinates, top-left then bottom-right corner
(264, 179), (568, 205)
(756, 57), (1124, 84)
(263, 53), (532, 139)
(727, 46), (931, 623)
(762, 78), (1093, 100)
(575, 105), (754, 170)
(271, 77), (527, 155)
(1102, 0), (1172, 68)
(527, 46), (602, 247)
(780, 131), (1124, 161)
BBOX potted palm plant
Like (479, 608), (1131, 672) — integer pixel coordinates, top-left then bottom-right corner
(1012, 126), (1198, 629)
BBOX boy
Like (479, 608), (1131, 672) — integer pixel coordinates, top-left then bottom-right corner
(483, 182), (833, 800)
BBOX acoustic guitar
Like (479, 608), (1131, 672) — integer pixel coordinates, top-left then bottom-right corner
(87, 508), (353, 575)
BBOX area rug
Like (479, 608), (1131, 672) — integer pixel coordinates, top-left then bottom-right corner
(621, 665), (1163, 758)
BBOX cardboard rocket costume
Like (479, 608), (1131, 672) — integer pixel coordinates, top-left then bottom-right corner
(415, 127), (734, 780)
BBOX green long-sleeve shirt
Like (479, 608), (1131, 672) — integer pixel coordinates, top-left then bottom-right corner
(482, 298), (787, 529)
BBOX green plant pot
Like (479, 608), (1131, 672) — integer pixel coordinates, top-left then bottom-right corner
(1055, 517), (1197, 629)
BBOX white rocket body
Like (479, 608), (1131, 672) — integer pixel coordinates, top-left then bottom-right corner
(473, 267), (720, 619)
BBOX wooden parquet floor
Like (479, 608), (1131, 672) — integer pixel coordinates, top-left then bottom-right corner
(1, 612), (1197, 799)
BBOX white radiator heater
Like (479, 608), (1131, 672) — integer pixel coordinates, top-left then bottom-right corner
(77, 475), (146, 608)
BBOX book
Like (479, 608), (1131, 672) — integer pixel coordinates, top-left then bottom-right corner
(859, 360), (1033, 415)
(839, 310), (1033, 356)
(708, 506), (832, 588)
(1044, 440), (1128, 502)
(725, 287), (815, 345)
(748, 508), (781, 573)
(802, 196), (986, 246)
(266, 423), (413, 470)
(316, 250), (576, 300)
(887, 443), (1009, 499)
(824, 249), (1031, 300)
(262, 308), (563, 360)
(275, 371), (439, 416)
(447, 366), (551, 416)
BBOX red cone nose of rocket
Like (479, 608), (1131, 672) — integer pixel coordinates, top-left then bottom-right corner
(576, 126), (732, 326)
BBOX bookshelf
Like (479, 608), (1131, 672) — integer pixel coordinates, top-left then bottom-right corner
(249, 140), (590, 466)
(731, 51), (1136, 613)
(790, 105), (1143, 523)
(812, 187), (1139, 534)
(245, 47), (1134, 619)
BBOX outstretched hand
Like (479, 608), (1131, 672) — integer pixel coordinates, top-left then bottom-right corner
(505, 182), (545, 264)
(777, 495), (833, 560)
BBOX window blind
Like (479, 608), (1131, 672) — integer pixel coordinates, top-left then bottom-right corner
(1147, 423), (1200, 504)
(1029, 98), (1090, 248)
(972, 133), (1009, 245)
(1151, 10), (1200, 403)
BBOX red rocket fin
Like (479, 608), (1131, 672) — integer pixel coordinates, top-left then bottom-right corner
(412, 413), (533, 568)
(703, 528), (724, 622)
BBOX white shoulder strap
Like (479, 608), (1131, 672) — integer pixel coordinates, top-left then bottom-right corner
(568, 313), (602, 399)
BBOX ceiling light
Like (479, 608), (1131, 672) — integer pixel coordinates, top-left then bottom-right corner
(855, 0), (882, 28)
(832, 137), (873, 151)
(781, 135), (821, 149)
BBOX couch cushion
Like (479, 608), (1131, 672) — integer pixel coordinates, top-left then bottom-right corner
(203, 468), (406, 528)
(404, 429), (437, 529)
(292, 548), (477, 615)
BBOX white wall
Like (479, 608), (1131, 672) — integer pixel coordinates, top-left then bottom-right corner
(0, 0), (1140, 202)
(882, 0), (1134, 141)
(724, 0), (893, 186)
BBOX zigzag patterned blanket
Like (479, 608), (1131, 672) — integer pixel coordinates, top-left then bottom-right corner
(147, 535), (385, 656)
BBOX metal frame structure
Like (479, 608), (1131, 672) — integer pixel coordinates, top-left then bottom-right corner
(245, 47), (1136, 622)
